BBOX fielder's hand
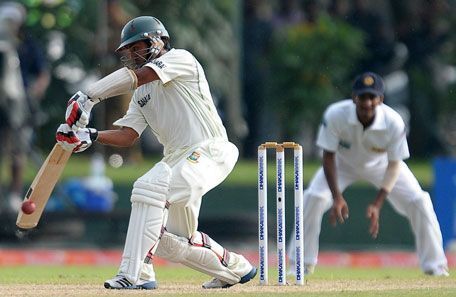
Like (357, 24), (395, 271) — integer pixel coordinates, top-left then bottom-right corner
(366, 204), (380, 239)
(329, 195), (349, 226)
(56, 123), (98, 153)
(65, 91), (95, 131)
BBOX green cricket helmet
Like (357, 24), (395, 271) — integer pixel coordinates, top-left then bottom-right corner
(116, 16), (169, 51)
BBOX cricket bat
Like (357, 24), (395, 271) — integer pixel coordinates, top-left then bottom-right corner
(16, 143), (72, 229)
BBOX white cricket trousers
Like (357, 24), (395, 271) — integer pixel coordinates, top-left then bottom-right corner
(165, 139), (239, 238)
(301, 159), (447, 272)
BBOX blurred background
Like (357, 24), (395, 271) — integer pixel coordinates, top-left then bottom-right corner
(0, 0), (455, 265)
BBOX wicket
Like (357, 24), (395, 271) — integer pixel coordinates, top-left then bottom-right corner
(258, 142), (304, 286)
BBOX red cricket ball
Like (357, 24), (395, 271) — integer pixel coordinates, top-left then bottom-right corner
(21, 200), (36, 215)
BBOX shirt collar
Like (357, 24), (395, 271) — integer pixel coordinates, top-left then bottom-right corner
(348, 102), (387, 130)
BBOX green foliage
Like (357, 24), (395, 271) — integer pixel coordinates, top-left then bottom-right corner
(271, 16), (367, 137)
(156, 0), (241, 102)
(21, 0), (81, 31)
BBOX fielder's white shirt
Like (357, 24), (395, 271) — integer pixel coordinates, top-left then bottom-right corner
(317, 99), (409, 169)
(114, 49), (228, 160)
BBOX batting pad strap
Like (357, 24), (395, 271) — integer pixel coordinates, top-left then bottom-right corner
(190, 232), (211, 249)
(144, 226), (166, 264)
(155, 231), (241, 284)
(189, 232), (230, 267)
(85, 67), (138, 101)
(189, 232), (228, 267)
(221, 249), (230, 267)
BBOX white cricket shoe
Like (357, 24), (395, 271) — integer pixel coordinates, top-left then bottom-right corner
(104, 275), (157, 289)
(202, 278), (230, 289)
(425, 265), (450, 277)
(202, 267), (257, 289)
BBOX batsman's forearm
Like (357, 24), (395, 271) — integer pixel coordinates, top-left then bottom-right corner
(96, 128), (139, 147)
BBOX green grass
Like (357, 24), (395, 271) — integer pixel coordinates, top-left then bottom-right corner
(0, 265), (115, 284)
(8, 154), (434, 187)
(0, 265), (454, 296)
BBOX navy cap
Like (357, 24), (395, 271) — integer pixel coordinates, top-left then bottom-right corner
(352, 72), (385, 96)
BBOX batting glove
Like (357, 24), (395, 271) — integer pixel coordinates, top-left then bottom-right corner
(56, 123), (80, 151)
(56, 124), (98, 153)
(65, 91), (95, 131)
(73, 127), (98, 153)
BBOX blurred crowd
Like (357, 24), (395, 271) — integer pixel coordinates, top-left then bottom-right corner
(0, 1), (50, 213)
(0, 0), (454, 213)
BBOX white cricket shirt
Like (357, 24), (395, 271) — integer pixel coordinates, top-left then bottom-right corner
(316, 99), (409, 169)
(114, 49), (228, 159)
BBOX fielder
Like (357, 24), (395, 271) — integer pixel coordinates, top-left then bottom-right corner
(288, 72), (449, 276)
(55, 16), (256, 289)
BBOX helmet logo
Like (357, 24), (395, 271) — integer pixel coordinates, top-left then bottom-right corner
(157, 30), (162, 35)
(130, 21), (136, 33)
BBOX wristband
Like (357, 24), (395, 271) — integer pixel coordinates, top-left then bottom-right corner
(88, 128), (98, 142)
(381, 161), (400, 193)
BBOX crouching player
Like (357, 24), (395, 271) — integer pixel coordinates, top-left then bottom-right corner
(287, 72), (449, 277)
(56, 16), (256, 289)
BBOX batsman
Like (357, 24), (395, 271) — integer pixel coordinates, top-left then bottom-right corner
(55, 16), (256, 289)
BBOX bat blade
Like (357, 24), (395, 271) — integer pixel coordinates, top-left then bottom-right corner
(16, 144), (72, 229)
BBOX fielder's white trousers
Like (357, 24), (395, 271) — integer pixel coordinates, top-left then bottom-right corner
(301, 159), (447, 272)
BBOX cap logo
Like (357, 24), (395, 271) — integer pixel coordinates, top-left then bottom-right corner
(363, 76), (375, 86)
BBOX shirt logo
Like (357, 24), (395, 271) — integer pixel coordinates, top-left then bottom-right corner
(151, 59), (166, 69)
(371, 147), (386, 153)
(338, 140), (351, 150)
(137, 94), (151, 107)
(187, 151), (201, 163)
